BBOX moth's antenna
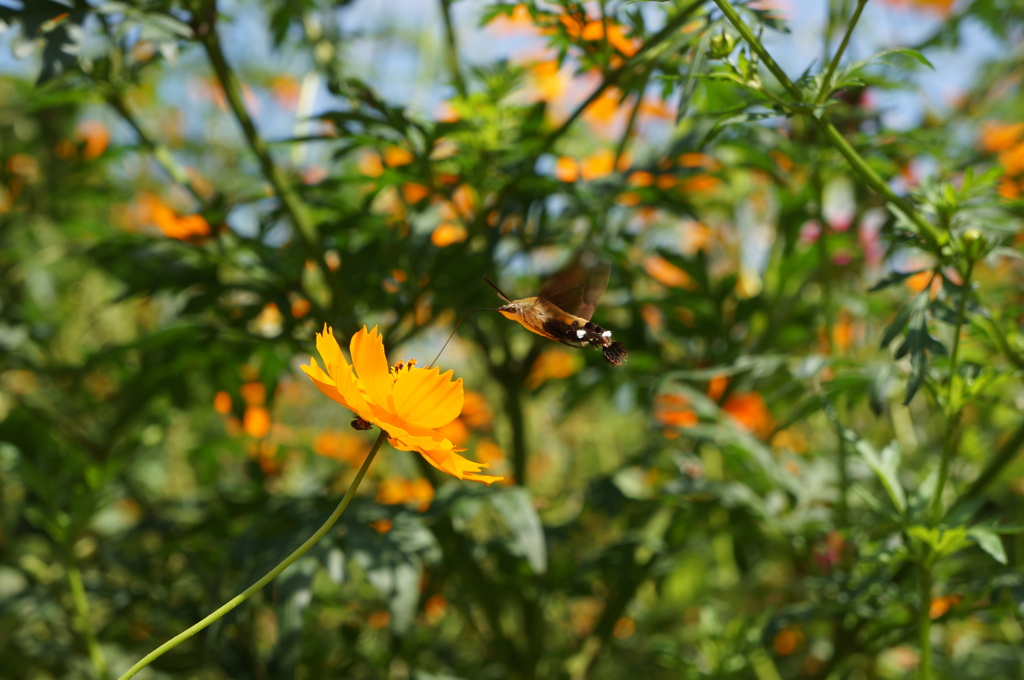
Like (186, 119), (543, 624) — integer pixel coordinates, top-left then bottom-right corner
(483, 275), (512, 303)
(427, 309), (497, 368)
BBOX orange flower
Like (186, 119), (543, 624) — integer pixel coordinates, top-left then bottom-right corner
(243, 406), (271, 438)
(643, 255), (694, 289)
(723, 392), (773, 438)
(580, 21), (638, 56)
(583, 90), (622, 128)
(772, 626), (805, 655)
(655, 393), (698, 428)
(555, 156), (580, 182)
(376, 477), (435, 510)
(526, 348), (580, 388)
(313, 430), (367, 464)
(401, 182), (430, 204)
(301, 325), (502, 484)
(359, 151), (384, 178)
(580, 149), (615, 181)
(431, 221), (467, 247)
(76, 120), (109, 160)
(384, 146), (414, 167)
(980, 121), (1024, 153)
(213, 391), (233, 414)
(529, 59), (569, 102)
(461, 390), (493, 429)
(998, 142), (1024, 176)
(929, 594), (962, 619)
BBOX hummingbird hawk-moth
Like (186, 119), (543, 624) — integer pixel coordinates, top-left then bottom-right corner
(485, 254), (628, 366)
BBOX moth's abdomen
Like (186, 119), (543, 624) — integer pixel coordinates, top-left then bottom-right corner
(602, 341), (628, 366)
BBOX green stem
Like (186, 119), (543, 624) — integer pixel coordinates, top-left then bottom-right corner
(103, 88), (208, 207)
(948, 418), (1024, 519)
(710, 0), (947, 249)
(918, 560), (933, 679)
(194, 5), (346, 313)
(816, 0), (868, 105)
(67, 558), (110, 680)
(710, 0), (804, 101)
(438, 0), (466, 95)
(814, 121), (945, 247)
(116, 429), (387, 680)
(930, 261), (973, 524)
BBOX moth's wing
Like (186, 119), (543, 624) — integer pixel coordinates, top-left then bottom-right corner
(538, 255), (610, 321)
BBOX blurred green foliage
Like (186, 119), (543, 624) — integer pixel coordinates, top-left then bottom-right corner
(2, 1), (1024, 679)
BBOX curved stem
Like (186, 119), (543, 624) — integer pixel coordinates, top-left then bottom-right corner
(116, 429), (387, 680)
(67, 558), (110, 680)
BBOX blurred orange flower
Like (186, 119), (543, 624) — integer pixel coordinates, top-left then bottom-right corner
(243, 406), (271, 438)
(359, 151), (384, 178)
(655, 393), (697, 428)
(979, 121), (1024, 153)
(580, 21), (638, 56)
(76, 120), (109, 160)
(555, 156), (580, 182)
(431, 221), (467, 247)
(369, 518), (393, 534)
(460, 391), (493, 431)
(401, 182), (430, 204)
(136, 192), (210, 241)
(643, 255), (695, 289)
(377, 477), (435, 510)
(723, 392), (773, 438)
(929, 594), (962, 619)
(213, 390), (233, 414)
(998, 143), (1024, 176)
(301, 325), (502, 484)
(526, 348), (581, 388)
(773, 626), (805, 655)
(313, 430), (367, 464)
(580, 149), (616, 181)
(583, 89), (623, 128)
(529, 59), (569, 102)
(384, 146), (414, 167)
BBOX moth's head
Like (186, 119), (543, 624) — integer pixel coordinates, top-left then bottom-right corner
(497, 302), (522, 321)
(497, 297), (538, 322)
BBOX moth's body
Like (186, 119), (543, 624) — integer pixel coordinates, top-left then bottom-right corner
(488, 256), (628, 366)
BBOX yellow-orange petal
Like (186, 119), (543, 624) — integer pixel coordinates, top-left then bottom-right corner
(349, 326), (393, 409)
(403, 441), (503, 485)
(315, 325), (350, 377)
(392, 367), (463, 429)
(301, 357), (358, 411)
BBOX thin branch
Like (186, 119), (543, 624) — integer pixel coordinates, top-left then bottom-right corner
(816, 0), (869, 105)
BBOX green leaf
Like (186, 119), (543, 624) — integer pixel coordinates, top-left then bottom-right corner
(869, 269), (926, 293)
(489, 488), (547, 574)
(968, 528), (1007, 565)
(909, 526), (971, 558)
(852, 438), (906, 515)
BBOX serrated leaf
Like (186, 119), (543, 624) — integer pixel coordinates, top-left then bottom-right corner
(968, 528), (1007, 565)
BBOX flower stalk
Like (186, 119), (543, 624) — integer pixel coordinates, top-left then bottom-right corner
(116, 429), (387, 680)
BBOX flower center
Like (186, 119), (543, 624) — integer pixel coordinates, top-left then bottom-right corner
(390, 358), (417, 380)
